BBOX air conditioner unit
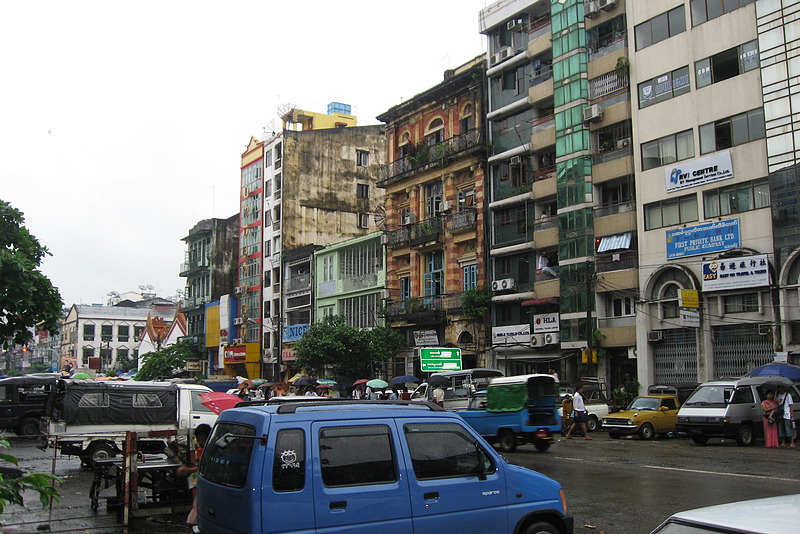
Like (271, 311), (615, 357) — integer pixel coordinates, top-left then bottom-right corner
(507, 18), (523, 31)
(583, 104), (602, 122)
(585, 0), (600, 17)
(498, 47), (513, 62)
(233, 317), (244, 325)
(758, 323), (772, 335)
(490, 53), (500, 66)
(599, 0), (616, 10)
(617, 138), (631, 148)
(492, 278), (517, 292)
(510, 155), (521, 166)
(530, 334), (545, 347)
(648, 331), (664, 342)
(544, 333), (560, 345)
(403, 212), (417, 225)
(440, 200), (452, 212)
(380, 233), (389, 245)
(233, 286), (243, 295)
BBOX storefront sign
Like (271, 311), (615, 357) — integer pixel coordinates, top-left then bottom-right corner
(224, 346), (246, 363)
(533, 313), (560, 333)
(413, 330), (439, 346)
(491, 324), (531, 345)
(665, 151), (733, 192)
(282, 324), (309, 342)
(281, 349), (296, 362)
(679, 289), (699, 308)
(680, 309), (700, 328)
(701, 254), (770, 291)
(186, 361), (202, 371)
(666, 218), (740, 259)
(419, 347), (462, 372)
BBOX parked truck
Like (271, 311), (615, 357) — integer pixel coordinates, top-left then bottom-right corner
(0, 376), (58, 436)
(41, 380), (217, 465)
(459, 374), (561, 452)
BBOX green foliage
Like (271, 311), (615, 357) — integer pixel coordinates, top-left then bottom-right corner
(0, 437), (60, 514)
(115, 350), (138, 373)
(461, 287), (491, 325)
(0, 200), (63, 350)
(611, 374), (640, 411)
(294, 315), (405, 379)
(134, 340), (197, 381)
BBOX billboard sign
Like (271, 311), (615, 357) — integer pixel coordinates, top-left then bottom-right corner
(666, 218), (740, 259)
(701, 254), (770, 291)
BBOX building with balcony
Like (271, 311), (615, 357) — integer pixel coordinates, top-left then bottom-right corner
(629, 0), (800, 385)
(377, 56), (488, 373)
(232, 103), (385, 380)
(479, 0), (637, 385)
(179, 215), (239, 376)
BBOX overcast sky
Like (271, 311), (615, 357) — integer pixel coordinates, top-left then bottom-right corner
(1, 1), (489, 308)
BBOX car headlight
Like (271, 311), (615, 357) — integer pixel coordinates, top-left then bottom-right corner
(626, 419), (633, 425)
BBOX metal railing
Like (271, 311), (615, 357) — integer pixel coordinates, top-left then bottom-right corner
(447, 208), (477, 232)
(383, 129), (482, 181)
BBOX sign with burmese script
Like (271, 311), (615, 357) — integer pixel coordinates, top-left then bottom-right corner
(666, 218), (740, 259)
(665, 151), (733, 193)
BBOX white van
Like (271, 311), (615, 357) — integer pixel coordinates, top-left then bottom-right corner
(676, 375), (799, 446)
(411, 368), (503, 411)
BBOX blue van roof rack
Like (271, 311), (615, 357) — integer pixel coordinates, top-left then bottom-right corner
(258, 399), (446, 414)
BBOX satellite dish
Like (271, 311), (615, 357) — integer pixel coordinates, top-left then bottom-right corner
(276, 102), (296, 119)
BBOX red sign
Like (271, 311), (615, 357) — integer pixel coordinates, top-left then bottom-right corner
(281, 349), (296, 362)
(224, 346), (247, 363)
(88, 357), (102, 370)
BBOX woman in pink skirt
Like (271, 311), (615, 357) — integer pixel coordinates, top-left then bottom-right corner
(762, 389), (780, 448)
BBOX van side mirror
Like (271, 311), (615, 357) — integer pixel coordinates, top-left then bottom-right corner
(475, 441), (487, 481)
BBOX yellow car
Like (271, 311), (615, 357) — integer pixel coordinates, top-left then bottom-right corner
(602, 395), (680, 440)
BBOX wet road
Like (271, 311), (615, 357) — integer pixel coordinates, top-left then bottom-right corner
(505, 432), (800, 533)
(2, 432), (799, 533)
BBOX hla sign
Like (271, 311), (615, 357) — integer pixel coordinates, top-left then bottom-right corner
(419, 347), (462, 372)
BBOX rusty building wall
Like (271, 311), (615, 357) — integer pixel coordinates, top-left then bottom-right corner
(281, 125), (386, 252)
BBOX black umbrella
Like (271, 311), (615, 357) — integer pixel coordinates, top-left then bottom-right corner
(293, 376), (316, 386)
(427, 375), (450, 387)
(390, 375), (420, 385)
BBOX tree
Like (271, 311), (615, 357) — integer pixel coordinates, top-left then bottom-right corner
(0, 200), (63, 350)
(294, 315), (405, 379)
(134, 340), (197, 381)
(0, 437), (60, 514)
(461, 286), (491, 366)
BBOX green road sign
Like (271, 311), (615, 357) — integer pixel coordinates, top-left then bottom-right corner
(419, 347), (462, 372)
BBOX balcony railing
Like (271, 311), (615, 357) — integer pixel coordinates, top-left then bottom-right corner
(535, 266), (560, 282)
(594, 200), (636, 219)
(595, 250), (639, 273)
(386, 225), (410, 248)
(385, 295), (446, 322)
(382, 129), (483, 183)
(533, 215), (558, 232)
(342, 273), (379, 292)
(531, 165), (556, 183)
(286, 274), (311, 293)
(597, 315), (636, 329)
(446, 208), (477, 233)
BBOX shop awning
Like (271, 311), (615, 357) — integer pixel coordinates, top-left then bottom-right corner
(597, 231), (632, 253)
(521, 297), (558, 307)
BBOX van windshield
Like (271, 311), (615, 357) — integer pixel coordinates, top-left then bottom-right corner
(684, 385), (732, 407)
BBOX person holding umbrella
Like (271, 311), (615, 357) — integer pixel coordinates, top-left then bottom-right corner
(776, 384), (796, 449)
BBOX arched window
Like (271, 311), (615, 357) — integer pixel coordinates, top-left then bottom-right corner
(425, 118), (445, 146)
(399, 131), (412, 158)
(460, 104), (474, 133)
(650, 268), (692, 321)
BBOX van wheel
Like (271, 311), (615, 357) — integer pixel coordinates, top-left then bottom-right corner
(522, 521), (559, 534)
(498, 430), (517, 453)
(736, 424), (754, 447)
(639, 423), (655, 440)
(16, 417), (41, 437)
(587, 416), (599, 432)
(691, 435), (709, 445)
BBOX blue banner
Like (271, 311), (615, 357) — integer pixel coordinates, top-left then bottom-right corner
(666, 218), (740, 259)
(282, 323), (309, 342)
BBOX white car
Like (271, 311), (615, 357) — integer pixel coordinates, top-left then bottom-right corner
(651, 494), (800, 533)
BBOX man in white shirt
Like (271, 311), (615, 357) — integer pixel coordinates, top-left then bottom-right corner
(564, 385), (592, 440)
(776, 385), (796, 449)
(432, 385), (445, 407)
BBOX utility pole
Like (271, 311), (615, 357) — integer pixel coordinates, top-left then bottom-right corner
(585, 260), (595, 377)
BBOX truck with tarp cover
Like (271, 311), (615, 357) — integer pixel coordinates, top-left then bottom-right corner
(459, 373), (561, 452)
(41, 380), (216, 465)
(0, 376), (58, 435)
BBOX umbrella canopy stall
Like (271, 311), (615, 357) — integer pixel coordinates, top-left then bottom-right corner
(745, 362), (800, 382)
(199, 392), (242, 415)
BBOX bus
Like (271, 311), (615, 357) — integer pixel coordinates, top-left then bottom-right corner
(410, 368), (503, 411)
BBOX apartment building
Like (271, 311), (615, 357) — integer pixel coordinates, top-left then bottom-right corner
(479, 0), (637, 385)
(231, 103), (385, 380)
(630, 0), (800, 385)
(377, 57), (489, 374)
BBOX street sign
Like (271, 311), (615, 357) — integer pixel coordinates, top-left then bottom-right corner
(419, 347), (462, 372)
(679, 289), (699, 308)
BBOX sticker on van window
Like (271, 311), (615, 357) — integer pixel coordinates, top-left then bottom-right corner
(280, 449), (300, 469)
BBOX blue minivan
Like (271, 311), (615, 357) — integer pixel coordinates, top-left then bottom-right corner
(197, 399), (573, 534)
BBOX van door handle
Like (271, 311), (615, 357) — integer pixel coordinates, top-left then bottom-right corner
(330, 501), (347, 511)
(424, 492), (439, 501)
(193, 415), (201, 419)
